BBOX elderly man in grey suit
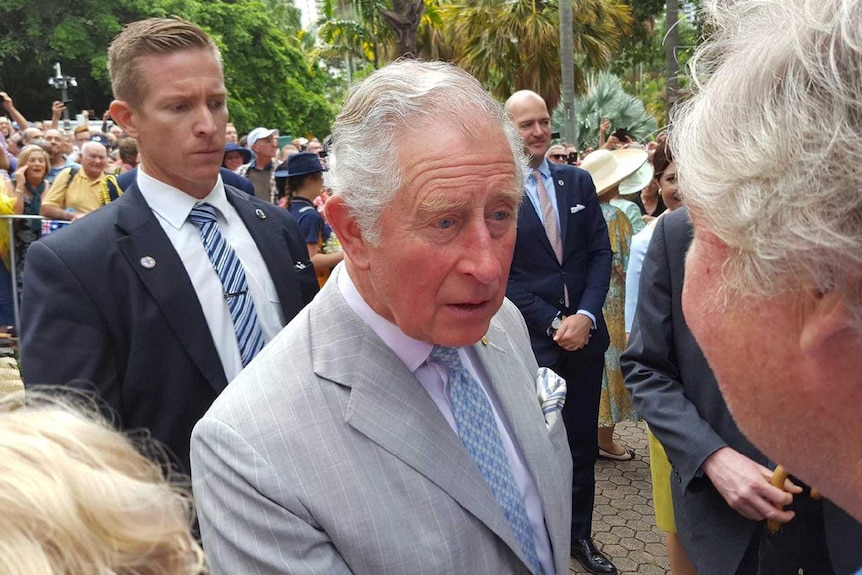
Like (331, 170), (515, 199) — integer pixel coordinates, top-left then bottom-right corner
(191, 60), (573, 574)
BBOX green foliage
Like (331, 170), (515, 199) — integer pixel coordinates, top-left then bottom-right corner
(553, 70), (657, 148)
(0, 0), (335, 138)
(190, 1), (336, 138)
(438, 0), (633, 111)
(614, 8), (701, 128)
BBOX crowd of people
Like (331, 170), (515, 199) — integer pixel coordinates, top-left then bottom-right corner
(2, 1), (862, 573)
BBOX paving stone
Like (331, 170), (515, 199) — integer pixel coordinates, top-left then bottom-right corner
(572, 420), (669, 574)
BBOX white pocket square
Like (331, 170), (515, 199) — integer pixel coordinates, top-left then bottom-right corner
(535, 367), (566, 429)
(570, 204), (585, 214)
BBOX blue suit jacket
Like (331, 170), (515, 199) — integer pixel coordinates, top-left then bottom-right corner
(20, 182), (318, 474)
(116, 166), (255, 196)
(507, 162), (612, 366)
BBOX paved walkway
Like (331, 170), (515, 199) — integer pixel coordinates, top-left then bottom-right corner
(570, 420), (670, 574)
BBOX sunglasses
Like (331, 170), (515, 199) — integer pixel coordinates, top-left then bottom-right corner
(550, 154), (567, 161)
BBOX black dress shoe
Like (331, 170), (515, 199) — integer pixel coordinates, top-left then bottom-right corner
(571, 538), (618, 575)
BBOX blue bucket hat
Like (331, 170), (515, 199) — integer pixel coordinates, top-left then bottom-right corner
(224, 142), (252, 165)
(274, 152), (323, 178)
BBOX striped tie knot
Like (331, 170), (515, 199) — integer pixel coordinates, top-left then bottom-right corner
(188, 203), (219, 226)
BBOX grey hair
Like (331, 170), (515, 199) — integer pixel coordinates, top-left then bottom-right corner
(328, 59), (526, 245)
(673, 0), (862, 332)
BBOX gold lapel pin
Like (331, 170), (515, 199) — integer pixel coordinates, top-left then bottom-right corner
(481, 336), (488, 346)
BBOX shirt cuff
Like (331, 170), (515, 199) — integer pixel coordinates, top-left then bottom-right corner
(576, 309), (597, 330)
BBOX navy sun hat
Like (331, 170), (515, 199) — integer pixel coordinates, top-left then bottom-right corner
(224, 142), (252, 165)
(274, 152), (323, 178)
(89, 134), (111, 149)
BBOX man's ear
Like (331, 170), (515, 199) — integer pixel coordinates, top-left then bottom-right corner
(800, 288), (854, 354)
(109, 100), (138, 139)
(325, 195), (371, 270)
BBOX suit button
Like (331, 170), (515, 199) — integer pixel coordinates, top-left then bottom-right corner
(559, 298), (565, 305)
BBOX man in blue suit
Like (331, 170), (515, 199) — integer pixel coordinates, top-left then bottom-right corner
(20, 18), (318, 475)
(505, 90), (614, 574)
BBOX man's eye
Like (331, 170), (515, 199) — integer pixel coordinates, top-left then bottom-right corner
(491, 211), (512, 221)
(436, 218), (454, 229)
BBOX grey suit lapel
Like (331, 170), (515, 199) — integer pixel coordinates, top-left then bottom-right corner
(113, 185), (228, 392)
(311, 273), (533, 569)
(474, 321), (571, 572)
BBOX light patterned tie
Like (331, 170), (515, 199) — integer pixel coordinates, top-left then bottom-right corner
(188, 203), (265, 367)
(534, 169), (569, 307)
(429, 345), (543, 575)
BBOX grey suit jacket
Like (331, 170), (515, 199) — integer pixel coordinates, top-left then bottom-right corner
(191, 265), (573, 574)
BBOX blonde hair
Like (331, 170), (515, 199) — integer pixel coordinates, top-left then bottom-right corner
(108, 18), (220, 106)
(17, 145), (49, 183)
(0, 391), (205, 575)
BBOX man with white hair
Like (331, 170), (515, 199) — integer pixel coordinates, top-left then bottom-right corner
(671, 0), (862, 573)
(236, 126), (279, 203)
(40, 140), (114, 221)
(192, 60), (573, 575)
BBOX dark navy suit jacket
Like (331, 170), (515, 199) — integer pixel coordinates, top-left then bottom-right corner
(507, 162), (612, 367)
(116, 166), (255, 196)
(20, 182), (318, 474)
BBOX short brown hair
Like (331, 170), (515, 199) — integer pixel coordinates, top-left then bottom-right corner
(117, 137), (139, 164)
(107, 18), (220, 105)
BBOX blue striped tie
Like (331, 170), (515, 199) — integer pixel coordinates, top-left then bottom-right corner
(429, 345), (543, 575)
(188, 203), (265, 367)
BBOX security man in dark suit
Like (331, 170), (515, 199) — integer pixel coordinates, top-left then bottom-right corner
(505, 90), (615, 574)
(20, 18), (318, 475)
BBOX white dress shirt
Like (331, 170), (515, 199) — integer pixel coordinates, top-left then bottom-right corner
(136, 167), (285, 382)
(337, 264), (555, 575)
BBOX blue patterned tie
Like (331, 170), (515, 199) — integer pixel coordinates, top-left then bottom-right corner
(188, 203), (265, 367)
(429, 345), (543, 575)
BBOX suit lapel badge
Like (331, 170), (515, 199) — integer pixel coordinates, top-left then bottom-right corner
(139, 256), (156, 269)
(557, 179), (564, 186)
(255, 208), (266, 219)
(481, 335), (488, 346)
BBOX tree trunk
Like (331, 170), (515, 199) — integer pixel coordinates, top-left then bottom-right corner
(381, 0), (425, 57)
(559, 0), (576, 143)
(665, 0), (679, 113)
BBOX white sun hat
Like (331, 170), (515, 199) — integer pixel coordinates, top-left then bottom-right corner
(580, 148), (648, 196)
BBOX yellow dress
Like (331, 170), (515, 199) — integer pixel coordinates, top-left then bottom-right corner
(598, 203), (638, 427)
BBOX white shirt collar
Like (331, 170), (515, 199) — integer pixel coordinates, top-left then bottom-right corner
(137, 166), (227, 229)
(336, 264), (433, 372)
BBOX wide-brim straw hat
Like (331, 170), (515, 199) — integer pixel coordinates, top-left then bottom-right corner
(580, 148), (648, 196)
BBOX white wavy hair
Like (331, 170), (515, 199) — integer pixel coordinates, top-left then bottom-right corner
(327, 59), (526, 245)
(673, 0), (862, 332)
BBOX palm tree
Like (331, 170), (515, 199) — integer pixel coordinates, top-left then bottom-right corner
(553, 70), (657, 148)
(665, 0), (679, 111)
(381, 0), (426, 57)
(441, 0), (633, 111)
